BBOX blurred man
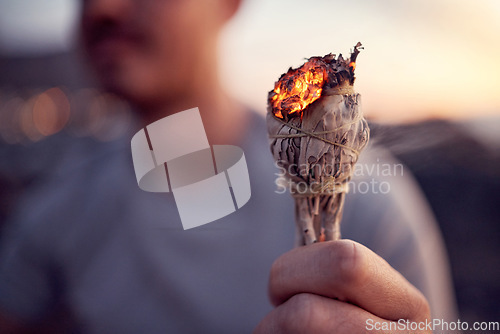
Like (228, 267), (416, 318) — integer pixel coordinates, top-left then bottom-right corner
(0, 0), (456, 333)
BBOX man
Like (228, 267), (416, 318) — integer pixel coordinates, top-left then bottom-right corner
(0, 0), (456, 332)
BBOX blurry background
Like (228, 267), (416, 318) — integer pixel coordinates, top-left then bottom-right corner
(220, 0), (500, 123)
(0, 0), (499, 325)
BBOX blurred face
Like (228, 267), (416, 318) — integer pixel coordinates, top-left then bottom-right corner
(80, 0), (232, 106)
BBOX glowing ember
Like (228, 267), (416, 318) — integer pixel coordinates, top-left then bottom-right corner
(269, 43), (362, 120)
(270, 60), (327, 119)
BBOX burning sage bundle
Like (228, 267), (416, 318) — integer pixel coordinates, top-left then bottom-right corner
(267, 43), (370, 246)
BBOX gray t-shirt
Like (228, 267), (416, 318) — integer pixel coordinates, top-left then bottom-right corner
(0, 112), (456, 333)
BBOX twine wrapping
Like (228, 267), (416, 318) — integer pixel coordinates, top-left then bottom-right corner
(269, 110), (363, 157)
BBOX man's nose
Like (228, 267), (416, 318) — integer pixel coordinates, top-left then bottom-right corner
(81, 0), (134, 23)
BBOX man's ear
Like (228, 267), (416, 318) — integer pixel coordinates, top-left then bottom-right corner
(220, 0), (243, 23)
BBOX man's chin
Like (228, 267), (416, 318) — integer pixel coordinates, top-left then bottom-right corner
(95, 68), (139, 99)
(98, 77), (161, 109)
(92, 63), (186, 109)
(91, 58), (144, 99)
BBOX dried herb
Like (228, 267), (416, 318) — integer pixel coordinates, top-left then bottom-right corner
(267, 42), (370, 246)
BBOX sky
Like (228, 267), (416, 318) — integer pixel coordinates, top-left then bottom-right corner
(0, 0), (499, 122)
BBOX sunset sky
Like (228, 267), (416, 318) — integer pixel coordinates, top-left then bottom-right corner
(1, 0), (499, 123)
(219, 0), (500, 122)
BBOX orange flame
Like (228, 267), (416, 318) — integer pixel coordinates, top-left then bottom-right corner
(270, 60), (327, 119)
(349, 61), (356, 71)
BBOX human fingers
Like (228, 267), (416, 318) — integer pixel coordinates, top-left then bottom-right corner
(268, 240), (430, 322)
(254, 293), (413, 334)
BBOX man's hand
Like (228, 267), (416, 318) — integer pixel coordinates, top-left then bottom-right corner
(254, 240), (431, 333)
